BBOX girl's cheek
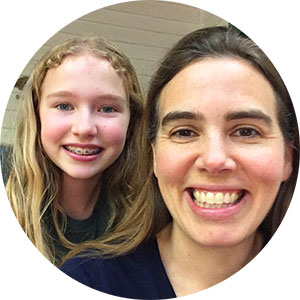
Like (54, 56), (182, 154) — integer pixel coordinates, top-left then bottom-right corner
(40, 114), (69, 141)
(102, 121), (129, 144)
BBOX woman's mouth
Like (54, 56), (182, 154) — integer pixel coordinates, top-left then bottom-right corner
(63, 145), (102, 156)
(190, 189), (245, 209)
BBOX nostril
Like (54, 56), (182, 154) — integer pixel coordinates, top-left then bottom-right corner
(196, 152), (236, 174)
(71, 118), (97, 137)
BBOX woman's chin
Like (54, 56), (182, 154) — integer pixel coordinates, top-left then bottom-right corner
(189, 229), (250, 249)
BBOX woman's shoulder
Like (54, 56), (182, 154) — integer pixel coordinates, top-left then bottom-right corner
(60, 239), (160, 283)
(60, 238), (176, 299)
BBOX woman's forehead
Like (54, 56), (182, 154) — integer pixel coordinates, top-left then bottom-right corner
(158, 57), (277, 121)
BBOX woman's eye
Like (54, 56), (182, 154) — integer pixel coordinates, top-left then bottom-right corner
(171, 129), (196, 138)
(100, 106), (116, 113)
(57, 103), (72, 111)
(233, 127), (260, 138)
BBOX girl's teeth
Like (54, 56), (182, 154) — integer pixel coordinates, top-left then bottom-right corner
(65, 146), (100, 155)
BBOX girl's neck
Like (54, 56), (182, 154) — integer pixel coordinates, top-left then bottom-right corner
(157, 222), (263, 297)
(59, 173), (102, 220)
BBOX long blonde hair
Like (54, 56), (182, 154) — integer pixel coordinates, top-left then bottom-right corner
(6, 37), (144, 265)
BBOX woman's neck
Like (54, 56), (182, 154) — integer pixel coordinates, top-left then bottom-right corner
(59, 173), (102, 220)
(157, 222), (263, 297)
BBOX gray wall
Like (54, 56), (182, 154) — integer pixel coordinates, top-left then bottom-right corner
(1, 0), (227, 145)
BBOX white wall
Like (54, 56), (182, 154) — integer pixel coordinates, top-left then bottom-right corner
(1, 0), (227, 145)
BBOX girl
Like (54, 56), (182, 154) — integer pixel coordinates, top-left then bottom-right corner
(5, 37), (143, 266)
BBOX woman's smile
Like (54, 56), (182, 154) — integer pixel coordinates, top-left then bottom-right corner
(152, 57), (292, 247)
(186, 188), (248, 220)
(190, 189), (244, 208)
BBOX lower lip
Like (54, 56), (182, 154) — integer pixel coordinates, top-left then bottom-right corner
(187, 191), (248, 220)
(63, 147), (103, 162)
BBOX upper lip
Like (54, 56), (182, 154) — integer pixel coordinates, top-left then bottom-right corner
(63, 143), (102, 149)
(187, 185), (245, 193)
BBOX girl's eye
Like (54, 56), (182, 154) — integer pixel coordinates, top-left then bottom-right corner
(171, 129), (196, 138)
(57, 103), (72, 111)
(100, 106), (116, 113)
(233, 127), (260, 138)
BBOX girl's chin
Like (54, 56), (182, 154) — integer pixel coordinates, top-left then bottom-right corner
(62, 171), (102, 181)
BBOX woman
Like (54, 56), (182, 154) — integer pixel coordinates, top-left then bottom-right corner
(5, 37), (144, 266)
(61, 27), (299, 299)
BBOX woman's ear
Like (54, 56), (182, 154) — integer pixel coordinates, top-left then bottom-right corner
(151, 143), (157, 178)
(283, 144), (293, 182)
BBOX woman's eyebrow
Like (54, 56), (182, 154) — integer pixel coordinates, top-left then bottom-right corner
(225, 109), (273, 126)
(161, 109), (273, 128)
(161, 111), (204, 127)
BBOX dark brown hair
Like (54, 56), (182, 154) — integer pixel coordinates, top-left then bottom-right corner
(144, 26), (299, 243)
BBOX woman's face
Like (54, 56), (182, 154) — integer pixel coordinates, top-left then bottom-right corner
(39, 53), (130, 182)
(152, 57), (292, 247)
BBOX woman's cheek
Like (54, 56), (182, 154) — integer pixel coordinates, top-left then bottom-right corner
(154, 147), (194, 184)
(243, 148), (287, 183)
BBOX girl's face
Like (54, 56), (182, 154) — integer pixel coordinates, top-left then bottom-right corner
(152, 57), (292, 248)
(39, 53), (130, 182)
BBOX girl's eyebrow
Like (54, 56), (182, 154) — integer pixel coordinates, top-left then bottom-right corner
(46, 90), (126, 102)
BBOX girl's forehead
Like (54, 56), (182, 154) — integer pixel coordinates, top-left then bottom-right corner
(39, 53), (127, 103)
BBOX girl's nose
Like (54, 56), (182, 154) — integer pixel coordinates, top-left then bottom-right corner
(195, 133), (236, 175)
(71, 110), (97, 138)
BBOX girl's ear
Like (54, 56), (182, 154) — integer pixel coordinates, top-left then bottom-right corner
(283, 144), (293, 182)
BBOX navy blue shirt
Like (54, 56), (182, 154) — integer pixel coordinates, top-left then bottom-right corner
(60, 239), (176, 299)
(48, 187), (110, 265)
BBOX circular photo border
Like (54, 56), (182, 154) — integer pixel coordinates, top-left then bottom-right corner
(0, 1), (299, 300)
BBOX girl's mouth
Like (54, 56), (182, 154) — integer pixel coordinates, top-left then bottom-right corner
(189, 189), (246, 209)
(63, 145), (102, 156)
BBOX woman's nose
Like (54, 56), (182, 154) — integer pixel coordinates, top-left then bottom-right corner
(71, 110), (97, 138)
(196, 133), (236, 175)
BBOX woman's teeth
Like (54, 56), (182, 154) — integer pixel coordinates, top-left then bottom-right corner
(64, 146), (101, 156)
(192, 190), (243, 209)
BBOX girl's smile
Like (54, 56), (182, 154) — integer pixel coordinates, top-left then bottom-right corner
(62, 143), (103, 162)
(39, 53), (130, 182)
